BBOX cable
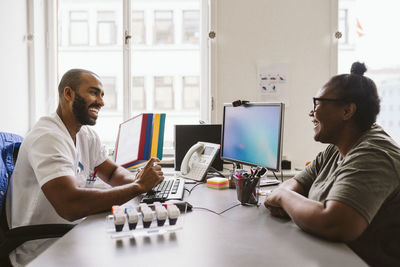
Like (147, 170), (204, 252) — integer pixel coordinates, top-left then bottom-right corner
(207, 166), (225, 178)
(271, 171), (283, 183)
(272, 171), (279, 181)
(193, 203), (241, 215)
(218, 203), (241, 214)
(186, 182), (204, 195)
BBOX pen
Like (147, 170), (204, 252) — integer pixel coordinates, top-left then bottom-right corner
(92, 168), (98, 180)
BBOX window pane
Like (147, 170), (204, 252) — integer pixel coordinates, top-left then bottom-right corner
(154, 76), (174, 109)
(182, 10), (199, 44)
(69, 11), (89, 45)
(338, 0), (400, 143)
(132, 76), (146, 110)
(182, 76), (199, 109)
(59, 0), (123, 145)
(97, 11), (117, 45)
(154, 10), (174, 44)
(132, 10), (145, 44)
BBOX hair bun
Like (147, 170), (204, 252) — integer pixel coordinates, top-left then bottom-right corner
(351, 62), (367, 76)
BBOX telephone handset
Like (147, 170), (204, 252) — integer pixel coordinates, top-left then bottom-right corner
(180, 142), (220, 181)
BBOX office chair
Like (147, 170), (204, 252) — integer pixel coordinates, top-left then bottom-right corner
(0, 132), (74, 266)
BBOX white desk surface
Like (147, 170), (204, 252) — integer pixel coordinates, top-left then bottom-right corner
(28, 184), (367, 267)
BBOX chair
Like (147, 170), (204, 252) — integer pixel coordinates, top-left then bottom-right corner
(0, 132), (74, 266)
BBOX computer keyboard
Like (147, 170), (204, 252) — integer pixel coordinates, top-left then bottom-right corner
(141, 177), (185, 204)
(259, 178), (280, 187)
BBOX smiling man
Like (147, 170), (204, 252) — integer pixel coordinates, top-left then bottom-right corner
(264, 62), (400, 267)
(7, 69), (164, 266)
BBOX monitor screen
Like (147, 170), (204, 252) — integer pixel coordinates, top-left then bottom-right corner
(221, 102), (284, 172)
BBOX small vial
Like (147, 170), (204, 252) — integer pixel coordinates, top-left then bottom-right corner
(141, 207), (154, 228)
(125, 208), (139, 230)
(113, 211), (126, 232)
(155, 205), (168, 226)
(167, 204), (180, 225)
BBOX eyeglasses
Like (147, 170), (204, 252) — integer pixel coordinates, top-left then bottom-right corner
(312, 97), (346, 111)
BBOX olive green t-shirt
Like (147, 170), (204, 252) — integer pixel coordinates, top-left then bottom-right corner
(294, 125), (400, 267)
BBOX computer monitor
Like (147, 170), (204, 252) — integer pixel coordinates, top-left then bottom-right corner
(221, 102), (284, 172)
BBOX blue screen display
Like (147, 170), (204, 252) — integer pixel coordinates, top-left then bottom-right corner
(221, 104), (283, 170)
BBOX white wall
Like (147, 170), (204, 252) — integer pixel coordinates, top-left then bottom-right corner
(0, 0), (29, 136)
(211, 0), (338, 169)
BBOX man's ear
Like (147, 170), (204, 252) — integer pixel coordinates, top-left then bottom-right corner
(343, 103), (357, 121)
(62, 86), (75, 102)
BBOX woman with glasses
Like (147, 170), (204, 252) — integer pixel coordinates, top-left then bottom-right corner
(264, 62), (400, 267)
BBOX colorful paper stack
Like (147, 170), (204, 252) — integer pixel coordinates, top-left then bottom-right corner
(114, 113), (166, 170)
(206, 177), (229, 189)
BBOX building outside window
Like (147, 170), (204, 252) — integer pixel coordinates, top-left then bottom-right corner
(154, 10), (174, 44)
(182, 10), (199, 44)
(154, 76), (174, 109)
(97, 11), (117, 45)
(338, 0), (400, 143)
(182, 76), (199, 109)
(57, 0), (205, 148)
(132, 10), (145, 45)
(132, 76), (146, 110)
(69, 11), (89, 45)
(101, 76), (118, 111)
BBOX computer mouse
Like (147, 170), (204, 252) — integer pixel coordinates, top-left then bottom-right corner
(166, 200), (192, 212)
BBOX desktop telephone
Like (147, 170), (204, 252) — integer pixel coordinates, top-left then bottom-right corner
(180, 142), (220, 181)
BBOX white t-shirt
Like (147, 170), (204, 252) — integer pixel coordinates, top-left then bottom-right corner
(6, 113), (108, 266)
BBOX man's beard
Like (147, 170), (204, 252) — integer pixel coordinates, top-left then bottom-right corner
(72, 92), (97, 126)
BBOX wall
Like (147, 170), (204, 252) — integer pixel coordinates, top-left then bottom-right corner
(211, 0), (338, 168)
(0, 0), (29, 136)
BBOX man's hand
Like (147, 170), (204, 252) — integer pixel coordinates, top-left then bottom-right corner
(135, 158), (164, 193)
(134, 168), (143, 181)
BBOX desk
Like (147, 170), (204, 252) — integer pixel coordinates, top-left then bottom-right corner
(28, 184), (367, 267)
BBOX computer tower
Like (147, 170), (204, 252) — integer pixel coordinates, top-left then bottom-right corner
(174, 124), (223, 171)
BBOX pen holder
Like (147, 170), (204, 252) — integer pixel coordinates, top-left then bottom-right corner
(233, 175), (260, 205)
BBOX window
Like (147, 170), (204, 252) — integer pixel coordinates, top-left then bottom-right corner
(56, 0), (207, 148)
(132, 76), (146, 110)
(97, 11), (117, 45)
(182, 10), (199, 44)
(100, 76), (118, 111)
(338, 0), (400, 143)
(69, 11), (89, 45)
(154, 10), (174, 44)
(182, 76), (199, 109)
(154, 76), (174, 109)
(132, 11), (145, 45)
